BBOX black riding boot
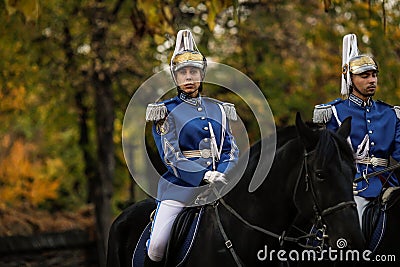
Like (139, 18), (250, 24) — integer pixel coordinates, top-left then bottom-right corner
(144, 254), (164, 267)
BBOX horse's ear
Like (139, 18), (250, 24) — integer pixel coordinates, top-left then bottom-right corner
(336, 116), (352, 139)
(295, 112), (318, 152)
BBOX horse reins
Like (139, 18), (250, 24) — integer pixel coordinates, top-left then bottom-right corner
(213, 147), (358, 266)
(215, 198), (316, 244)
(353, 162), (400, 183)
(213, 198), (317, 267)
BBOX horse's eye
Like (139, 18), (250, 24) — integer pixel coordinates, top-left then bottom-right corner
(315, 170), (325, 180)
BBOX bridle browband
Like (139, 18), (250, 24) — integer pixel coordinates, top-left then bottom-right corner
(213, 145), (357, 266)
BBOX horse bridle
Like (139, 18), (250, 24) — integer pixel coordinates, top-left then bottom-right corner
(213, 148), (357, 266)
(302, 149), (356, 220)
(299, 149), (356, 249)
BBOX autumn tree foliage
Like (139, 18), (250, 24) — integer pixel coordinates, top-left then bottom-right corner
(1, 0), (400, 265)
(0, 134), (60, 207)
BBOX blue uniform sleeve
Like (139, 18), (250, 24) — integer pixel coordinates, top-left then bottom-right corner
(391, 115), (400, 162)
(216, 119), (239, 174)
(152, 115), (207, 187)
(325, 115), (339, 132)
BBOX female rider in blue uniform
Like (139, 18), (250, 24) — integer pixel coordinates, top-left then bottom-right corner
(144, 29), (239, 266)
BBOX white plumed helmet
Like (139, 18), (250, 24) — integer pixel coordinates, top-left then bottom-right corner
(170, 30), (207, 85)
(341, 34), (378, 95)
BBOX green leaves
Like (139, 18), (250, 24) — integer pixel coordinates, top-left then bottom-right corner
(4, 0), (40, 22)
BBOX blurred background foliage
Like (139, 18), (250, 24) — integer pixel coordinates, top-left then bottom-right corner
(1, 0), (400, 261)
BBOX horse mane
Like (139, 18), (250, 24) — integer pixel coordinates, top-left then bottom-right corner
(287, 120), (354, 169)
(228, 124), (307, 195)
(232, 121), (355, 194)
(314, 128), (355, 171)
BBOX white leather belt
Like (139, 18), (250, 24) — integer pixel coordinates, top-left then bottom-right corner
(356, 157), (388, 167)
(183, 149), (211, 159)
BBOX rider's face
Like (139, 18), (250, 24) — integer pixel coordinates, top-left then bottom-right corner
(351, 70), (378, 100)
(175, 67), (202, 97)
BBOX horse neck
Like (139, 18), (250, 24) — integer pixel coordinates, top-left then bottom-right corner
(223, 138), (304, 231)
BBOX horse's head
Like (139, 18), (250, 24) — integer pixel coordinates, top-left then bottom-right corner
(294, 112), (365, 250)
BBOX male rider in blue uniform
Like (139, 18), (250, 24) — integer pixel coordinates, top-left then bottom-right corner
(313, 34), (400, 229)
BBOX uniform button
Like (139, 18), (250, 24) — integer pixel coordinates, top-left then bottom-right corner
(200, 116), (206, 120)
(206, 161), (211, 166)
(197, 107), (203, 111)
(366, 109), (370, 112)
(367, 120), (371, 123)
(204, 138), (209, 142)
(204, 127), (209, 131)
(371, 142), (375, 146)
(368, 130), (373, 134)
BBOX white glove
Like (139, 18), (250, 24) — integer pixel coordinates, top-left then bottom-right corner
(203, 171), (227, 185)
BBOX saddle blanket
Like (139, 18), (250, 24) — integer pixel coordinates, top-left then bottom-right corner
(132, 207), (203, 267)
(366, 204), (386, 253)
(362, 189), (395, 253)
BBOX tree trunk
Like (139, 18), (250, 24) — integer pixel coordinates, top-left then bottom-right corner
(87, 3), (117, 266)
(93, 71), (114, 267)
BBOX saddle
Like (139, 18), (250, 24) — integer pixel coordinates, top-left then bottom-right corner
(362, 186), (400, 252)
(132, 206), (204, 267)
(164, 207), (203, 266)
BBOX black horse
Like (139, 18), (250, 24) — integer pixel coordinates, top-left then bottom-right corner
(107, 113), (364, 267)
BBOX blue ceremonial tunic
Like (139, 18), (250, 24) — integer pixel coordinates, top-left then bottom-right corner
(313, 94), (400, 198)
(147, 92), (239, 202)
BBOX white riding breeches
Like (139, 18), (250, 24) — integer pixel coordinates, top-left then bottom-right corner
(354, 196), (370, 230)
(146, 199), (185, 262)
